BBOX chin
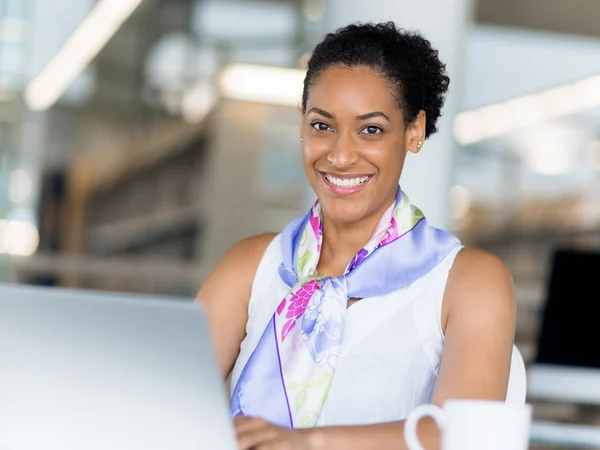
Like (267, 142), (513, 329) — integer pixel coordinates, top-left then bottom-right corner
(319, 198), (371, 225)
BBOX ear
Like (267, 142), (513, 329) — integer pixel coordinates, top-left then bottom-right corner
(405, 110), (426, 154)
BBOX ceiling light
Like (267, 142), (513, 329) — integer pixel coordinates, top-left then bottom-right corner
(219, 63), (305, 107)
(24, 0), (144, 111)
(454, 74), (600, 146)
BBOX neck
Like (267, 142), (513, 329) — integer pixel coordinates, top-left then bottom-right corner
(317, 199), (394, 277)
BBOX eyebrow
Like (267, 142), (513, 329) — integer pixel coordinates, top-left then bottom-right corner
(307, 107), (390, 122)
(356, 111), (391, 122)
(307, 107), (335, 119)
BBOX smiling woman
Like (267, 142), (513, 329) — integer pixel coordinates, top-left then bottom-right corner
(197, 22), (517, 450)
(302, 64), (412, 226)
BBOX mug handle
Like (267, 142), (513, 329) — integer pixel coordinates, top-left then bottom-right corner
(404, 404), (447, 450)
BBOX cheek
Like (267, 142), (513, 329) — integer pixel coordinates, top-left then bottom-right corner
(301, 146), (317, 182)
(301, 140), (329, 168)
(363, 143), (403, 170)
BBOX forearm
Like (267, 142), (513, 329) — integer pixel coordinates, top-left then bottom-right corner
(306, 418), (440, 450)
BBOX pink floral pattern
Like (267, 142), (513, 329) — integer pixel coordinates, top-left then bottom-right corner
(308, 208), (322, 252)
(379, 217), (399, 247)
(279, 279), (320, 341)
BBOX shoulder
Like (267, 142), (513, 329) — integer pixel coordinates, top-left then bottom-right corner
(448, 248), (513, 292)
(441, 248), (516, 332)
(197, 233), (278, 301)
(219, 232), (279, 278)
(228, 232), (279, 262)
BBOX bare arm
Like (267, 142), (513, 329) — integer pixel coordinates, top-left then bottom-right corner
(298, 248), (516, 450)
(196, 233), (277, 378)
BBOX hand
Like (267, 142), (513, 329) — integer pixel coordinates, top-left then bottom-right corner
(234, 415), (315, 450)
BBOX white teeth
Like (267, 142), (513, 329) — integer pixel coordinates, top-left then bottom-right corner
(325, 174), (370, 188)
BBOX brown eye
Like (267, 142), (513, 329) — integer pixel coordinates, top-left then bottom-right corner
(361, 125), (383, 135)
(311, 121), (333, 132)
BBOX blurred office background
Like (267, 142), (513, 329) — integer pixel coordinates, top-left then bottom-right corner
(1, 0), (600, 442)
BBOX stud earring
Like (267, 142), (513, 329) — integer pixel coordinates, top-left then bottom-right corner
(417, 141), (423, 148)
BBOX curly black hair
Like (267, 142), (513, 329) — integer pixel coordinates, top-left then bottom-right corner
(302, 22), (450, 138)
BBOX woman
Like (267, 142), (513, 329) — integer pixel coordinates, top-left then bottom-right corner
(198, 22), (516, 450)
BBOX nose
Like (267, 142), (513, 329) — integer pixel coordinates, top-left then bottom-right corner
(327, 131), (359, 170)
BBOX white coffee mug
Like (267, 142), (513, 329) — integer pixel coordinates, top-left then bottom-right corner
(404, 400), (532, 450)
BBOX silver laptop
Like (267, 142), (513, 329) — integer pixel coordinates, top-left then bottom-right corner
(0, 283), (237, 450)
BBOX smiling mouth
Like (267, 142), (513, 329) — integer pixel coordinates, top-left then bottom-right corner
(324, 173), (371, 187)
(320, 172), (373, 194)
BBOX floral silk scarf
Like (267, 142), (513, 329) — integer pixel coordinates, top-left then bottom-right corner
(229, 187), (461, 428)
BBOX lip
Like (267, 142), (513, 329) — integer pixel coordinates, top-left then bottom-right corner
(319, 172), (373, 196)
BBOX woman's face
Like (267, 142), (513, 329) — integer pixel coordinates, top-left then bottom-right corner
(301, 65), (424, 225)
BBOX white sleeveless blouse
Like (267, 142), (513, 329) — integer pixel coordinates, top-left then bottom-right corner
(230, 234), (464, 426)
